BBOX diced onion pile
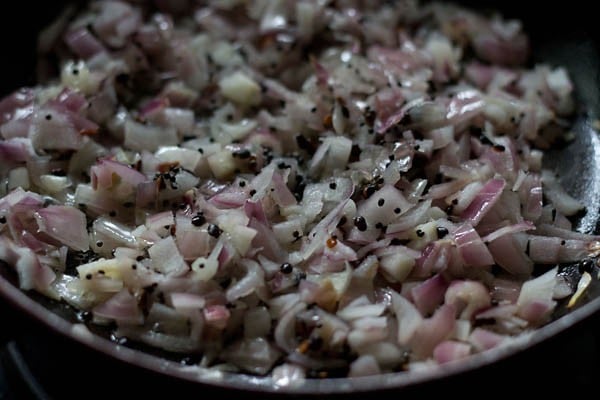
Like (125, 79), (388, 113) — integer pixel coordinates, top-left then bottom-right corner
(0, 0), (599, 381)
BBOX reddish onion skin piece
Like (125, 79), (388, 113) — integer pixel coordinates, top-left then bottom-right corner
(461, 178), (506, 226)
(488, 234), (534, 275)
(469, 328), (506, 351)
(445, 90), (485, 125)
(91, 158), (146, 192)
(517, 299), (555, 326)
(35, 205), (89, 252)
(411, 304), (456, 359)
(64, 27), (107, 60)
(453, 224), (495, 267)
(203, 305), (231, 330)
(209, 191), (249, 209)
(471, 31), (529, 67)
(481, 221), (535, 243)
(414, 241), (455, 277)
(93, 288), (144, 325)
(50, 88), (88, 113)
(411, 273), (449, 316)
(0, 138), (35, 163)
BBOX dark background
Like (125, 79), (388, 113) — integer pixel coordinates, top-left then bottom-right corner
(1, 0), (600, 398)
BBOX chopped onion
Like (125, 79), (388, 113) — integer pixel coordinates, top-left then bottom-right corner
(35, 205), (89, 251)
(0, 0), (594, 380)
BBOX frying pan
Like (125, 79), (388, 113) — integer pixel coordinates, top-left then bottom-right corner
(1, 1), (599, 397)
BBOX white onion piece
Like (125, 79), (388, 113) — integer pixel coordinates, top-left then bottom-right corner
(378, 247), (417, 283)
(8, 167), (30, 191)
(553, 274), (574, 300)
(391, 291), (423, 346)
(453, 223), (494, 267)
(124, 119), (178, 152)
(148, 236), (188, 276)
(445, 280), (491, 320)
(29, 108), (83, 151)
(309, 136), (352, 177)
(155, 147), (202, 172)
(219, 71), (262, 106)
(226, 259), (265, 302)
(188, 237), (223, 281)
(348, 355), (382, 377)
(221, 337), (282, 375)
(355, 342), (403, 369)
(541, 170), (584, 216)
(220, 119), (258, 143)
(386, 199), (431, 234)
(527, 236), (592, 263)
(170, 292), (206, 312)
(272, 363), (305, 387)
(39, 175), (71, 194)
(80, 255), (131, 277)
(74, 184), (126, 218)
(338, 302), (386, 321)
(516, 267), (557, 324)
(93, 217), (136, 247)
(449, 181), (483, 214)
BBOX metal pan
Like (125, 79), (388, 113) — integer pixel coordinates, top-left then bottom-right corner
(1, 1), (599, 397)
